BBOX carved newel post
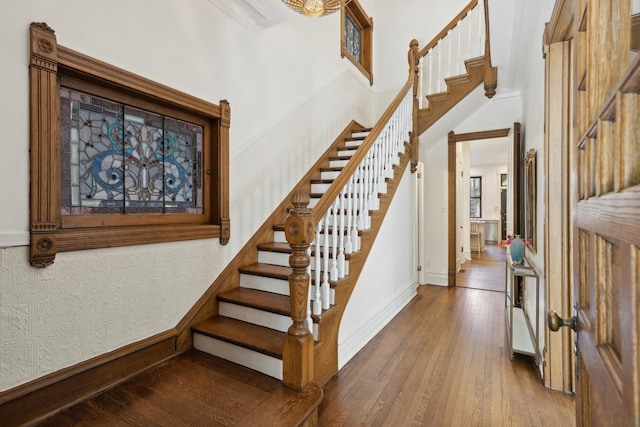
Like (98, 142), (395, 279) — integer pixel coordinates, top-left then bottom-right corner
(283, 188), (315, 390)
(409, 39), (420, 173)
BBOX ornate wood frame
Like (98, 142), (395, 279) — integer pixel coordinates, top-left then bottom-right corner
(341, 0), (373, 85)
(29, 23), (230, 267)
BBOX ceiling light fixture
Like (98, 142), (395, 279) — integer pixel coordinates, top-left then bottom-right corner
(281, 0), (349, 18)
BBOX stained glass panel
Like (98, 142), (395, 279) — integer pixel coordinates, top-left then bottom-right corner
(60, 87), (203, 215)
(344, 11), (362, 63)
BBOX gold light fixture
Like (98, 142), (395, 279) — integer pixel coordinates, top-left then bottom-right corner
(282, 0), (349, 17)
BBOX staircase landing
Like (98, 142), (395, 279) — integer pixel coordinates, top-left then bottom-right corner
(36, 350), (322, 427)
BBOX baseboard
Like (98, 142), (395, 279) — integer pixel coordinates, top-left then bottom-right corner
(424, 269), (449, 286)
(338, 280), (417, 369)
(0, 330), (176, 427)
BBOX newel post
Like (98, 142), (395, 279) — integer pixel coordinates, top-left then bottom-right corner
(283, 188), (314, 390)
(409, 39), (420, 173)
(482, 0), (498, 98)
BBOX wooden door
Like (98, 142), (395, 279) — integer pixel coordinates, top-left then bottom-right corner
(571, 1), (639, 425)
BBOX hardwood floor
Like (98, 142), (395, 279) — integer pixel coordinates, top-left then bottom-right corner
(318, 285), (574, 426)
(456, 243), (507, 292)
(36, 248), (575, 426)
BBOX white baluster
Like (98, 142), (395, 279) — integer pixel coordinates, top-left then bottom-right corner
(467, 11), (472, 60)
(436, 43), (442, 93)
(447, 29), (452, 80)
(338, 187), (346, 278)
(345, 176), (353, 254)
(361, 153), (370, 229)
(418, 57), (424, 109)
(351, 172), (360, 252)
(313, 220), (322, 315)
(356, 163), (365, 231)
(477, 3), (483, 57)
(322, 209), (331, 310)
(428, 50), (434, 96)
(456, 22), (462, 75)
(330, 198), (339, 281)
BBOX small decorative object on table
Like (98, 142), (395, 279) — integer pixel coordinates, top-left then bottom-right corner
(508, 234), (525, 263)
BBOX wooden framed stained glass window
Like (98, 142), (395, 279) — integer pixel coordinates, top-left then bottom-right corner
(28, 22), (230, 267)
(341, 0), (373, 85)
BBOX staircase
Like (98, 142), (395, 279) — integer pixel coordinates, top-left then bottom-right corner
(177, 0), (497, 425)
(191, 126), (375, 380)
(2, 2), (501, 425)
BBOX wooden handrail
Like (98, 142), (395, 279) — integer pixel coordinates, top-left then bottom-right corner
(308, 42), (418, 225)
(416, 0), (478, 59)
(282, 41), (417, 388)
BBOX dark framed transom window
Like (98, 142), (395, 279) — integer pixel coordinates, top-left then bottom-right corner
(341, 0), (373, 85)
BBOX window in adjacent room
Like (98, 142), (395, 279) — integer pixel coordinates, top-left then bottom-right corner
(470, 176), (482, 218)
(341, 0), (373, 85)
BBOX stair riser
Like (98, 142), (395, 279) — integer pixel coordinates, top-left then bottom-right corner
(338, 149), (357, 157)
(330, 159), (349, 168)
(219, 302), (291, 333)
(193, 333), (283, 380)
(219, 302), (320, 341)
(273, 230), (361, 251)
(240, 273), (290, 295)
(259, 250), (351, 272)
(321, 171), (341, 180)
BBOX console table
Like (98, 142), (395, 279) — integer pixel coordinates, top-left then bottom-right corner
(504, 251), (540, 365)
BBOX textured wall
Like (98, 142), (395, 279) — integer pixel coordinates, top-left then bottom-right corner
(0, 240), (220, 390)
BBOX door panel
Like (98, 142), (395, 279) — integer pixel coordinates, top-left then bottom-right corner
(572, 1), (638, 425)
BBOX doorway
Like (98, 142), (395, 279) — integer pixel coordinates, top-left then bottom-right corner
(446, 124), (521, 288)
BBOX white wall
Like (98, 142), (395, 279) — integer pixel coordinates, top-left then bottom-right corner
(372, 0), (469, 93)
(0, 0), (376, 391)
(517, 0), (557, 371)
(338, 166), (417, 367)
(420, 90), (522, 285)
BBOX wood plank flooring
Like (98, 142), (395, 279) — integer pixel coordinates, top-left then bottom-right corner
(318, 247), (575, 426)
(36, 245), (575, 426)
(456, 243), (507, 292)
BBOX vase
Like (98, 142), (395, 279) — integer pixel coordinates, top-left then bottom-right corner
(510, 235), (525, 263)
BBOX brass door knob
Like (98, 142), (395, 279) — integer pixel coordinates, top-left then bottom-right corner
(547, 310), (577, 332)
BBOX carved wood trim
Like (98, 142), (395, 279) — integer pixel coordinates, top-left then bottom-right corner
(447, 132), (457, 288)
(29, 23), (60, 268)
(341, 0), (374, 85)
(447, 125), (520, 287)
(28, 23), (230, 266)
(543, 0), (574, 47)
(283, 189), (315, 390)
(452, 127), (511, 142)
(482, 0), (498, 98)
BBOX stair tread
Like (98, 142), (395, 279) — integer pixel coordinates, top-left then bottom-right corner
(257, 241), (292, 253)
(239, 262), (292, 280)
(329, 155), (353, 161)
(193, 316), (285, 359)
(219, 287), (291, 316)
